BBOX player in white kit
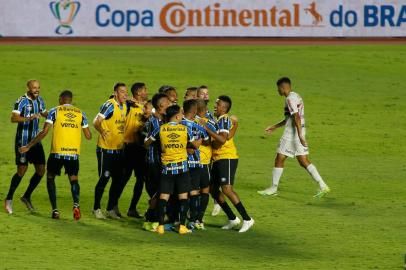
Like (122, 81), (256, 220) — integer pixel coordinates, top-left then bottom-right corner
(258, 77), (330, 197)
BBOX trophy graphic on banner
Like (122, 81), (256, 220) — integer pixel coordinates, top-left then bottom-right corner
(49, 0), (81, 35)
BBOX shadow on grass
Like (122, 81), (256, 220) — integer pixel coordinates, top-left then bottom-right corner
(11, 210), (308, 262)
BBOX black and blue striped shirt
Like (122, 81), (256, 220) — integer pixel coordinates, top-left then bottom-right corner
(12, 94), (46, 146)
(145, 115), (163, 164)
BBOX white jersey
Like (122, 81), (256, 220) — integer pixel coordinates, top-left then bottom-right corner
(282, 91), (305, 141)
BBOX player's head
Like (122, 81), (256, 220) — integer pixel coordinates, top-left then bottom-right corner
(183, 99), (197, 118)
(165, 104), (183, 123)
(158, 85), (173, 93)
(131, 82), (148, 101)
(143, 99), (153, 118)
(152, 93), (170, 115)
(214, 95), (232, 117)
(197, 85), (209, 104)
(196, 99), (207, 118)
(184, 87), (198, 101)
(114, 82), (128, 104)
(163, 87), (178, 105)
(276, 77), (291, 96)
(59, 90), (73, 105)
(27, 79), (40, 99)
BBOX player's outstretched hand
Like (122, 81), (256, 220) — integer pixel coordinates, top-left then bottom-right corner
(19, 146), (30, 154)
(265, 125), (276, 134)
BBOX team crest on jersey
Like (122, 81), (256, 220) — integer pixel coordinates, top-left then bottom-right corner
(20, 157), (26, 163)
(167, 133), (180, 140)
(104, 171), (110, 177)
(221, 177), (227, 183)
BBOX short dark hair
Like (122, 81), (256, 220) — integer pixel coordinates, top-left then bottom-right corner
(277, 77), (291, 86)
(198, 85), (208, 90)
(165, 105), (181, 122)
(183, 99), (197, 114)
(218, 95), (232, 112)
(158, 85), (175, 93)
(152, 93), (168, 109)
(131, 82), (145, 96)
(186, 87), (198, 92)
(60, 90), (73, 99)
(114, 82), (126, 91)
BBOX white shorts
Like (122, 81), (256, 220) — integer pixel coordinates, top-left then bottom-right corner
(277, 137), (309, 158)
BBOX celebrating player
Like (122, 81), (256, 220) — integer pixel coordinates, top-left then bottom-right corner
(116, 82), (148, 218)
(195, 99), (218, 229)
(184, 87), (198, 101)
(201, 95), (254, 233)
(145, 104), (199, 235)
(142, 93), (171, 230)
(258, 77), (330, 197)
(93, 83), (128, 219)
(4, 80), (47, 214)
(19, 90), (91, 219)
(180, 99), (207, 229)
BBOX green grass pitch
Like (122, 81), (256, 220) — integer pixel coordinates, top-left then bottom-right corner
(0, 44), (405, 269)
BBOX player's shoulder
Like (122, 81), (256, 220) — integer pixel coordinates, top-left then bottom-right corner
(48, 106), (58, 114)
(37, 95), (45, 102)
(288, 91), (302, 100)
(15, 94), (29, 104)
(217, 114), (230, 122)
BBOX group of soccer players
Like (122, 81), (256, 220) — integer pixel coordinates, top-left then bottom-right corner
(4, 77), (330, 235)
(4, 80), (255, 234)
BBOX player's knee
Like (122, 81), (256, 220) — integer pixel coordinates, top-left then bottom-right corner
(221, 185), (233, 195)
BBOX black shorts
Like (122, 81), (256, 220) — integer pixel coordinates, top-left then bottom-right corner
(15, 142), (45, 166)
(160, 172), (191, 195)
(190, 167), (210, 191)
(200, 164), (211, 189)
(47, 155), (79, 176)
(96, 148), (123, 179)
(211, 159), (238, 186)
(123, 143), (147, 177)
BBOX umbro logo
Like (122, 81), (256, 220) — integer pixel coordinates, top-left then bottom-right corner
(64, 113), (76, 119)
(167, 133), (180, 140)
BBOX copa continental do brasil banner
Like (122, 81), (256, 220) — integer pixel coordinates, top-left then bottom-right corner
(0, 0), (405, 37)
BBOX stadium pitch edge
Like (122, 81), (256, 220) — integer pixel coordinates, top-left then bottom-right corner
(0, 37), (406, 46)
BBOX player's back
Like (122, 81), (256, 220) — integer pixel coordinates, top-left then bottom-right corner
(159, 122), (188, 165)
(50, 104), (84, 156)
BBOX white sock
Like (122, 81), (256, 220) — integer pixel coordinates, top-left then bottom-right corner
(272, 167), (284, 188)
(306, 164), (327, 189)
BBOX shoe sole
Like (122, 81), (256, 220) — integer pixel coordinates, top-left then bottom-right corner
(257, 191), (278, 196)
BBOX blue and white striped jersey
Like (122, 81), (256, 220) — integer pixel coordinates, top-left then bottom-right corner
(12, 94), (46, 146)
